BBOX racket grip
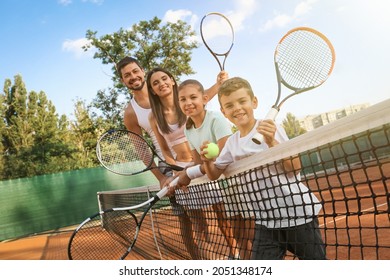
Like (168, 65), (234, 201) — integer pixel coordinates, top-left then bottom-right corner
(168, 176), (180, 188)
(252, 107), (279, 145)
(156, 187), (169, 199)
(156, 177), (180, 199)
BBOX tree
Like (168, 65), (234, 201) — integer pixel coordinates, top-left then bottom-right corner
(84, 17), (198, 125)
(70, 99), (101, 168)
(88, 87), (124, 129)
(1, 75), (34, 178)
(0, 75), (83, 179)
(282, 112), (307, 139)
(0, 83), (7, 173)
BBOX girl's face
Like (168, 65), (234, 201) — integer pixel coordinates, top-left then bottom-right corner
(178, 85), (208, 118)
(150, 71), (175, 97)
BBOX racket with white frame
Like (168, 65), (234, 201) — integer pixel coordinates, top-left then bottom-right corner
(96, 129), (183, 175)
(252, 27), (336, 144)
(200, 12), (234, 70)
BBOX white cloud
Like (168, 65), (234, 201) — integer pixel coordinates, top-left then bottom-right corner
(163, 9), (198, 27)
(82, 0), (104, 5)
(162, 2), (259, 47)
(261, 14), (292, 31)
(162, 9), (199, 45)
(228, 0), (258, 31)
(260, 0), (318, 31)
(195, 0), (258, 43)
(62, 38), (94, 59)
(294, 0), (314, 17)
(58, 0), (72, 6)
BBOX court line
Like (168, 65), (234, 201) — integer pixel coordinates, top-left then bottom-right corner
(320, 202), (388, 227)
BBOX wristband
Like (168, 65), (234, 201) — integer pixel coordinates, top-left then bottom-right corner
(186, 165), (204, 180)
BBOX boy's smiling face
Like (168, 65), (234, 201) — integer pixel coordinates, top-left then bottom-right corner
(220, 88), (258, 131)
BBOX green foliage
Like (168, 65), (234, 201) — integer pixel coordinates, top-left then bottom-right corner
(0, 76), (101, 180)
(84, 17), (197, 79)
(282, 112), (307, 139)
(70, 99), (103, 168)
(84, 17), (198, 126)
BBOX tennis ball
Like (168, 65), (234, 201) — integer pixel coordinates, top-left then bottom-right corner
(204, 142), (219, 159)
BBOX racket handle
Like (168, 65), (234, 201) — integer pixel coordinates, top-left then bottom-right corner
(168, 176), (180, 188)
(156, 177), (180, 199)
(252, 107), (279, 145)
(156, 187), (169, 199)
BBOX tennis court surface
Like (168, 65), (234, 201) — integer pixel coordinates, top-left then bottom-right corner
(1, 99), (389, 260)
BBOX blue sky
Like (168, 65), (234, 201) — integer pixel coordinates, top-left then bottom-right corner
(1, 0), (389, 122)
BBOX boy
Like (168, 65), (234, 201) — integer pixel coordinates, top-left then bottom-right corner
(201, 77), (326, 260)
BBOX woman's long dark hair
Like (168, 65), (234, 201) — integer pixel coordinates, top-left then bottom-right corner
(146, 67), (187, 134)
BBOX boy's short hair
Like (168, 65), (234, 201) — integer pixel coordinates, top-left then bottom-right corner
(116, 56), (143, 78)
(218, 77), (255, 104)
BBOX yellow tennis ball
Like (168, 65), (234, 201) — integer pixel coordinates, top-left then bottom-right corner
(204, 142), (219, 159)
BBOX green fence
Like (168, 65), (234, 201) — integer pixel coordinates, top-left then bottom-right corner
(300, 124), (390, 175)
(0, 167), (158, 241)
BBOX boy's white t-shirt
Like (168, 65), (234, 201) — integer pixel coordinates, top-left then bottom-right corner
(215, 120), (322, 228)
(215, 120), (287, 168)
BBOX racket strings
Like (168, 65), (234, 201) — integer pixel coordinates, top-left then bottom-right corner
(200, 14), (234, 55)
(276, 30), (334, 90)
(69, 211), (138, 260)
(279, 35), (321, 87)
(98, 131), (154, 175)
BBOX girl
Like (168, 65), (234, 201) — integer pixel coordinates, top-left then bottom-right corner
(177, 79), (251, 259)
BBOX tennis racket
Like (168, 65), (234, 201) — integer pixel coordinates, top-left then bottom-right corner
(96, 129), (183, 175)
(67, 184), (177, 260)
(252, 27), (336, 144)
(200, 12), (234, 70)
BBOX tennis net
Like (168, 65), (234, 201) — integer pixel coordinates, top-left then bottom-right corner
(98, 99), (390, 260)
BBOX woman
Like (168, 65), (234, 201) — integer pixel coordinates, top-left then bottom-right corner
(147, 68), (193, 168)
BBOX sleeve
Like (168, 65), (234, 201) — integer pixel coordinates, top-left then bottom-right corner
(214, 134), (235, 169)
(210, 111), (232, 142)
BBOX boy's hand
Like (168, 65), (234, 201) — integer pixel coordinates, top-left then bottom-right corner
(256, 119), (278, 147)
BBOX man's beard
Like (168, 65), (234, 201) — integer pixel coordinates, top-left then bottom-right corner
(129, 80), (145, 91)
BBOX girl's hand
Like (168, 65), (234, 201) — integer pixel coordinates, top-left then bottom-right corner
(199, 141), (215, 162)
(217, 70), (229, 85)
